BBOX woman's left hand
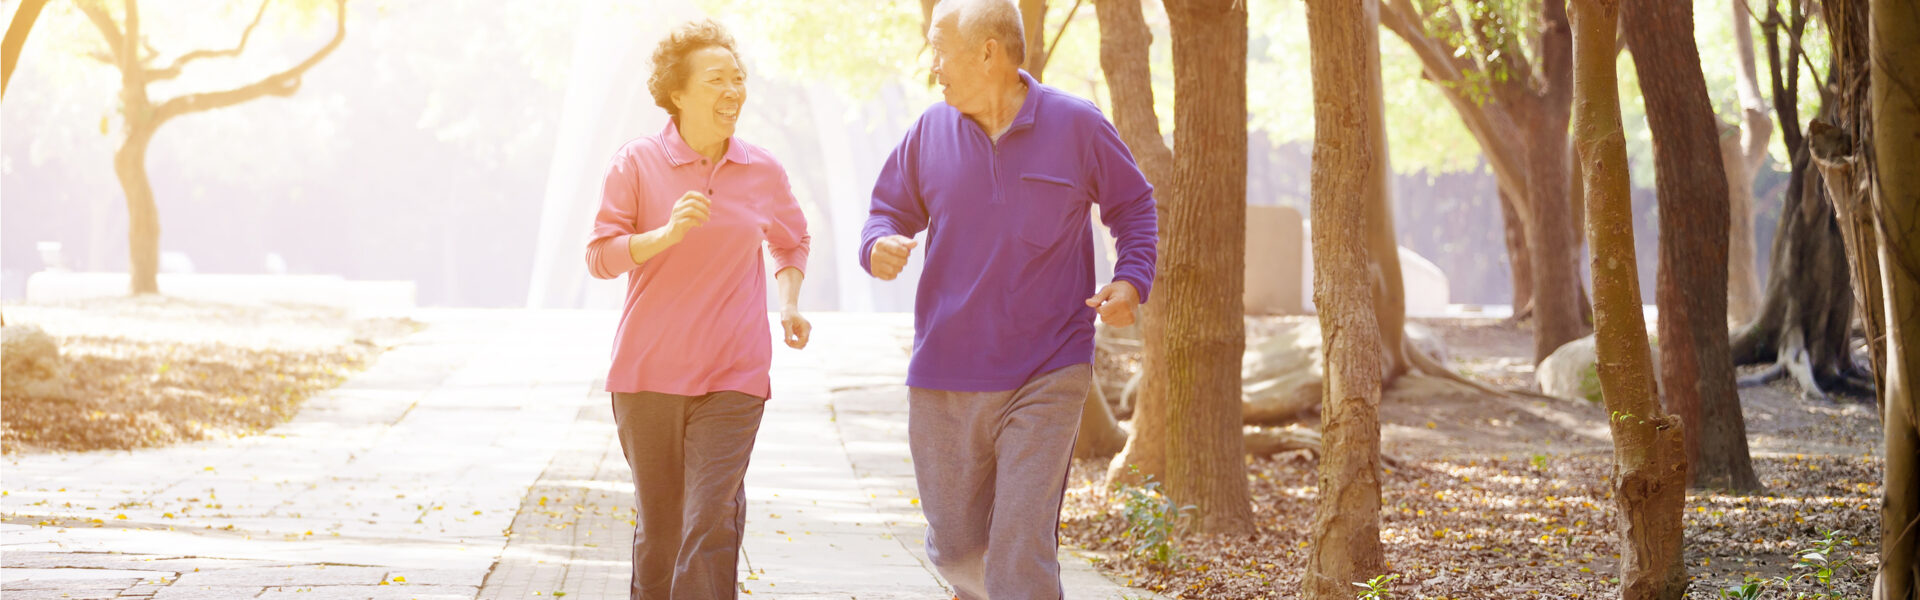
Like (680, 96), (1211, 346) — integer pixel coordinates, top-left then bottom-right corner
(781, 308), (811, 349)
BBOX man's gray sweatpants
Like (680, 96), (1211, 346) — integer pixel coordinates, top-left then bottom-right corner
(908, 364), (1092, 600)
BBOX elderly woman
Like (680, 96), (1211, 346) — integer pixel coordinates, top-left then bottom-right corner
(584, 19), (810, 600)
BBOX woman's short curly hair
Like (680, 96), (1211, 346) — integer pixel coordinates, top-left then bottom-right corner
(648, 19), (741, 118)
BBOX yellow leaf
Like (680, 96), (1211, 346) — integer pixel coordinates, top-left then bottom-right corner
(393, 575), (406, 583)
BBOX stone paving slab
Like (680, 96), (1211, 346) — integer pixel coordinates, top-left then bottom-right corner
(5, 311), (1160, 599)
(3, 310), (612, 599)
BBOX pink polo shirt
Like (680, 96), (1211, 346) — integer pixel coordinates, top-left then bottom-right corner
(586, 121), (810, 399)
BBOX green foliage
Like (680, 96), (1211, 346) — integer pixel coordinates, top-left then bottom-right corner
(1578, 363), (1604, 404)
(1785, 529), (1861, 597)
(1717, 576), (1768, 599)
(1711, 531), (1862, 599)
(1353, 573), (1401, 600)
(1249, 0), (1482, 174)
(692, 0), (936, 103)
(1529, 452), (1551, 471)
(1109, 466), (1192, 565)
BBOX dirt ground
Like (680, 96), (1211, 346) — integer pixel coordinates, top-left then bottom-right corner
(1063, 316), (1885, 599)
(1, 297), (416, 454)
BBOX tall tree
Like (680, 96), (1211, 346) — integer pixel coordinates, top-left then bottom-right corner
(1094, 0), (1175, 480)
(1722, 0), (1773, 325)
(1866, 0), (1917, 593)
(1378, 0), (1590, 364)
(1301, 0), (1388, 594)
(1809, 0), (1888, 401)
(1868, 0), (1918, 583)
(1570, 0), (1689, 596)
(1622, 0), (1760, 492)
(75, 0), (347, 295)
(1731, 0), (1876, 398)
(2, 0), (51, 98)
(1149, 0), (1254, 534)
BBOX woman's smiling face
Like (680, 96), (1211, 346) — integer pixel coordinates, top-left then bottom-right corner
(673, 46), (747, 139)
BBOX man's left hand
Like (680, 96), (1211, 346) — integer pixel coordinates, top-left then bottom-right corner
(1085, 281), (1140, 327)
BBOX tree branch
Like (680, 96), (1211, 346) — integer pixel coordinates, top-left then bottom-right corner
(74, 0), (127, 67)
(1093, 0), (1172, 187)
(1041, 0), (1083, 73)
(148, 0), (271, 81)
(121, 0), (139, 66)
(1378, 0), (1531, 213)
(2, 0), (51, 99)
(152, 0), (345, 125)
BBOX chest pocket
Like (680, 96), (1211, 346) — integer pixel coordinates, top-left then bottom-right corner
(1017, 173), (1085, 248)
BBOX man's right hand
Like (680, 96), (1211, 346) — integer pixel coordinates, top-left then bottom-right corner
(663, 191), (712, 243)
(869, 235), (918, 281)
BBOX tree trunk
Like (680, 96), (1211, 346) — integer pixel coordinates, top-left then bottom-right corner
(116, 125), (162, 295)
(1733, 0), (1873, 399)
(1870, 0), (1920, 593)
(1623, 0), (1761, 492)
(1021, 0), (1050, 78)
(1722, 124), (1766, 326)
(1731, 145), (1864, 396)
(1152, 0), (1253, 535)
(1811, 0), (1887, 400)
(1363, 63), (1409, 381)
(1570, 0), (1689, 597)
(1520, 110), (1587, 364)
(1073, 383), (1129, 459)
(1724, 0), (1773, 325)
(1502, 189), (1535, 314)
(1096, 0), (1175, 487)
(1521, 0), (1589, 364)
(1301, 0), (1388, 594)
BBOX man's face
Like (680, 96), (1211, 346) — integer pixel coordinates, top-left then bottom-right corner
(928, 21), (989, 114)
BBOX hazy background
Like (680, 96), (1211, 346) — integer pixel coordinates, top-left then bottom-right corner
(2, 0), (1803, 310)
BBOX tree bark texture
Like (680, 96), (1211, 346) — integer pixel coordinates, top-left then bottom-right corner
(1153, 0), (1254, 535)
(1623, 0), (1761, 492)
(1097, 0), (1175, 487)
(1570, 0), (1690, 596)
(1301, 0), (1389, 594)
(1869, 0), (1920, 592)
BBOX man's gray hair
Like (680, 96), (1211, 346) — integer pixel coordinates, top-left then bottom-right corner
(933, 0), (1026, 66)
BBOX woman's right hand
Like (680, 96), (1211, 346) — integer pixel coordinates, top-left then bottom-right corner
(662, 191), (712, 243)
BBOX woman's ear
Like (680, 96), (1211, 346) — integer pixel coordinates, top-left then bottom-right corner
(670, 90), (686, 115)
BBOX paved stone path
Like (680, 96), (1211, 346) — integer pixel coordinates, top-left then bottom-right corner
(3, 311), (1155, 599)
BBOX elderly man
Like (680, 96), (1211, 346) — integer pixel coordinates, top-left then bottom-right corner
(859, 0), (1159, 596)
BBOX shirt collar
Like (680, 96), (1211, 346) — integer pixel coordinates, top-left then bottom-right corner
(1006, 69), (1041, 135)
(659, 119), (752, 167)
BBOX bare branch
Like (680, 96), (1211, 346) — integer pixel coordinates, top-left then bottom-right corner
(2, 0), (52, 99)
(1041, 0), (1083, 72)
(147, 0), (272, 80)
(152, 0), (345, 125)
(74, 0), (126, 66)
